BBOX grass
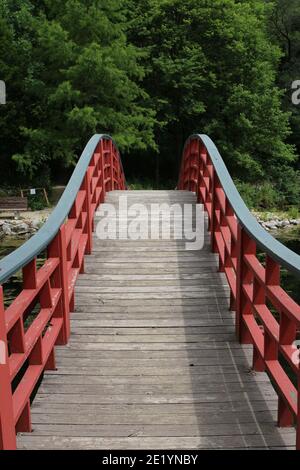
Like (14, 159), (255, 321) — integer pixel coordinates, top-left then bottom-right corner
(126, 178), (154, 190)
(126, 178), (177, 191)
(252, 207), (300, 222)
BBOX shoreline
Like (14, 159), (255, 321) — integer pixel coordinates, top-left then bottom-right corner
(0, 208), (299, 242)
(0, 208), (52, 239)
(252, 210), (300, 235)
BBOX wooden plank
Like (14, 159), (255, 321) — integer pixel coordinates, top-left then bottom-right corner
(0, 196), (28, 210)
(74, 298), (230, 307)
(32, 364), (259, 377)
(73, 302), (231, 313)
(29, 409), (278, 425)
(34, 372), (269, 386)
(74, 293), (230, 302)
(29, 399), (278, 414)
(17, 434), (295, 450)
(76, 278), (228, 288)
(54, 348), (251, 359)
(16, 190), (296, 450)
(19, 422), (296, 439)
(59, 325), (236, 334)
(37, 381), (276, 395)
(67, 320), (234, 329)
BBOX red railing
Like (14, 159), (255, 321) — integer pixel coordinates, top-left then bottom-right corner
(0, 135), (126, 449)
(178, 134), (300, 449)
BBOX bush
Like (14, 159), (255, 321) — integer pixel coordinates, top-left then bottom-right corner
(127, 178), (154, 190)
(235, 180), (280, 210)
(270, 167), (300, 207)
(288, 206), (300, 219)
(257, 182), (280, 209)
(28, 194), (48, 211)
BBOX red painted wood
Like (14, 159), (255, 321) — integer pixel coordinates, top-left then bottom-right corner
(0, 287), (16, 449)
(83, 169), (93, 255)
(179, 136), (300, 449)
(48, 225), (70, 345)
(0, 138), (126, 449)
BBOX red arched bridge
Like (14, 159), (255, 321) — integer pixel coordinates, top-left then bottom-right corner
(0, 135), (300, 450)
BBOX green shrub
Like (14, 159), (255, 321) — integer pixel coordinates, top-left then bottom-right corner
(235, 181), (258, 209)
(28, 194), (47, 211)
(127, 178), (154, 190)
(235, 180), (280, 210)
(257, 182), (280, 209)
(288, 206), (300, 219)
(270, 167), (300, 208)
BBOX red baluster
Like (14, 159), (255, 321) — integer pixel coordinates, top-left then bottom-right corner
(48, 226), (70, 345)
(0, 286), (16, 449)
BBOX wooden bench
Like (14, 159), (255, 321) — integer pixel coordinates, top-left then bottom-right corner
(0, 197), (28, 217)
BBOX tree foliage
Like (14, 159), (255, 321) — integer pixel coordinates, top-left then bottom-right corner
(0, 0), (299, 208)
(127, 0), (296, 185)
(268, 0), (300, 156)
(0, 0), (156, 183)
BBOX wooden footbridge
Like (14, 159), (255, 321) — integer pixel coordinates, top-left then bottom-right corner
(0, 135), (300, 450)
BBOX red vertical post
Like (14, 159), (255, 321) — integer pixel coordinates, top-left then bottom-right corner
(195, 147), (201, 203)
(45, 350), (56, 371)
(115, 150), (121, 189)
(252, 277), (265, 372)
(100, 141), (106, 203)
(235, 225), (253, 344)
(0, 286), (16, 450)
(235, 223), (244, 342)
(16, 402), (31, 433)
(109, 140), (114, 192)
(266, 255), (295, 427)
(48, 225), (70, 345)
(188, 143), (192, 192)
(83, 168), (93, 255)
(22, 259), (37, 289)
(209, 166), (216, 249)
(225, 203), (236, 311)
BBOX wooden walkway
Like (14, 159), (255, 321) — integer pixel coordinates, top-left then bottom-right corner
(17, 191), (296, 449)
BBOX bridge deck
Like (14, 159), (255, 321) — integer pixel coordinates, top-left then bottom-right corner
(17, 191), (296, 449)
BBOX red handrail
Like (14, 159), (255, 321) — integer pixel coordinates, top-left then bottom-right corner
(0, 136), (126, 449)
(178, 134), (300, 450)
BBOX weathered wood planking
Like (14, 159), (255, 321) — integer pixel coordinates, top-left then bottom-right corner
(17, 191), (296, 450)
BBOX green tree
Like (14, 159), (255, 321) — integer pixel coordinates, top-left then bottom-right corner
(0, 0), (156, 182)
(268, 0), (300, 156)
(127, 0), (296, 191)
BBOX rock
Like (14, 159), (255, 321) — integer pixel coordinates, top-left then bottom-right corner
(31, 218), (41, 230)
(1, 223), (12, 235)
(11, 222), (30, 235)
(290, 219), (300, 226)
(264, 221), (277, 230)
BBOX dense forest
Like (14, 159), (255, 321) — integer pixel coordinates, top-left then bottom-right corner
(0, 0), (299, 209)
